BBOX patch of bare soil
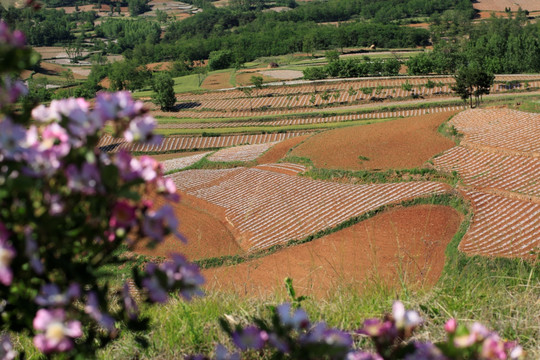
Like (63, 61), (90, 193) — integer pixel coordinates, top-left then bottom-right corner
(256, 135), (311, 164)
(202, 72), (232, 90)
(133, 193), (244, 261)
(204, 205), (461, 298)
(290, 111), (457, 170)
(473, 0), (540, 12)
(142, 151), (210, 162)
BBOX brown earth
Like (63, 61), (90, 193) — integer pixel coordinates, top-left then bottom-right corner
(290, 111), (457, 170)
(235, 72), (274, 86)
(133, 193), (243, 261)
(146, 61), (174, 72)
(472, 0), (540, 12)
(21, 61), (87, 80)
(256, 135), (311, 164)
(202, 72), (232, 90)
(204, 205), (461, 298)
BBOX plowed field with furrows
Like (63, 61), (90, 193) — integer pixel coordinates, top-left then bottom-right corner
(433, 147), (540, 197)
(156, 106), (466, 129)
(460, 190), (540, 258)
(208, 142), (278, 162)
(168, 168), (451, 252)
(161, 152), (210, 172)
(449, 109), (540, 155)
(254, 163), (307, 176)
(173, 75), (540, 102)
(174, 86), (454, 112)
(98, 132), (309, 153)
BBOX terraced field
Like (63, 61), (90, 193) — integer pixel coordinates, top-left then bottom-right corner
(98, 132), (309, 153)
(432, 108), (540, 258)
(208, 142), (278, 162)
(169, 167), (451, 251)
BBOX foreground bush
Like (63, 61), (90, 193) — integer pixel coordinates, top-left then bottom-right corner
(0, 17), (203, 358)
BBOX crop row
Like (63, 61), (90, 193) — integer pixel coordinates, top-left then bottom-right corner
(168, 167), (451, 252)
(175, 74), (539, 102)
(459, 190), (539, 258)
(433, 146), (540, 197)
(156, 105), (466, 129)
(450, 109), (540, 155)
(98, 132), (309, 153)
(162, 152), (210, 172)
(253, 163), (308, 176)
(208, 142), (278, 162)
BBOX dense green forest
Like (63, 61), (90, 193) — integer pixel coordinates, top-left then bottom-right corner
(406, 12), (540, 75)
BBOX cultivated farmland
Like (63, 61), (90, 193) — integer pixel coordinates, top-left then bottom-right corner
(168, 167), (451, 251)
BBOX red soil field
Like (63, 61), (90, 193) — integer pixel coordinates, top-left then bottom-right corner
(290, 111), (457, 170)
(145, 150), (210, 162)
(133, 193), (243, 261)
(204, 205), (461, 297)
(256, 135), (311, 164)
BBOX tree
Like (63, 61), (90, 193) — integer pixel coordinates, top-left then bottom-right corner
(453, 65), (494, 108)
(151, 72), (176, 111)
(325, 50), (340, 63)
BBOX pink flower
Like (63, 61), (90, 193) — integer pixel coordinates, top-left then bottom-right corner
(392, 301), (422, 330)
(33, 309), (82, 354)
(41, 123), (70, 157)
(114, 151), (160, 182)
(0, 224), (15, 286)
(155, 177), (180, 202)
(0, 76), (27, 107)
(124, 114), (161, 145)
(0, 20), (25, 47)
(109, 200), (137, 229)
(481, 336), (507, 360)
(444, 318), (457, 333)
(142, 204), (180, 242)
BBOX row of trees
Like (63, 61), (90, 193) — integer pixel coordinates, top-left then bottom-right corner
(303, 57), (401, 80)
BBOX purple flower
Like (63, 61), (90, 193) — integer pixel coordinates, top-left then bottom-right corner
(276, 303), (310, 330)
(44, 192), (65, 215)
(0, 117), (28, 161)
(404, 342), (447, 360)
(232, 326), (268, 351)
(215, 344), (240, 360)
(268, 333), (290, 353)
(114, 151), (160, 182)
(346, 351), (383, 360)
(33, 309), (83, 354)
(357, 318), (393, 337)
(0, 335), (16, 360)
(0, 228), (15, 286)
(65, 162), (102, 195)
(0, 20), (25, 47)
(0, 76), (28, 108)
(95, 91), (144, 121)
(142, 204), (180, 242)
(35, 283), (80, 307)
(24, 226), (43, 275)
(84, 292), (116, 332)
(301, 322), (353, 349)
(122, 282), (138, 320)
(40, 123), (70, 157)
(506, 342), (524, 360)
(124, 114), (161, 145)
(142, 254), (204, 303)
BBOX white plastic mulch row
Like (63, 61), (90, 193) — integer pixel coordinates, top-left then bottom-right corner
(161, 152), (210, 172)
(169, 167), (450, 252)
(208, 142), (278, 162)
(459, 190), (540, 258)
(449, 109), (540, 154)
(433, 146), (540, 197)
(98, 132), (309, 153)
(156, 106), (465, 129)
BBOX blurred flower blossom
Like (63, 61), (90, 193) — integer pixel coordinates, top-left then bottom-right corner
(0, 335), (16, 360)
(232, 326), (268, 351)
(35, 283), (80, 307)
(84, 292), (116, 333)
